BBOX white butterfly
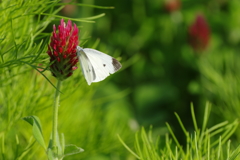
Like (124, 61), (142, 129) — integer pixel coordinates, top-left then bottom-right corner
(76, 46), (122, 85)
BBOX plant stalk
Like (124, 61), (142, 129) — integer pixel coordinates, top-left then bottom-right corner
(52, 80), (62, 156)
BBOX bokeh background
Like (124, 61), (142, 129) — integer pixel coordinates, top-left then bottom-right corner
(62, 0), (240, 158)
(1, 0), (240, 159)
(74, 0), (240, 142)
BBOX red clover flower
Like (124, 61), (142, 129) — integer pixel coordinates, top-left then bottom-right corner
(188, 15), (210, 52)
(164, 0), (181, 13)
(47, 19), (79, 80)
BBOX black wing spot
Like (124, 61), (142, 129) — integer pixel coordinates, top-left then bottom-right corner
(112, 58), (122, 71)
(86, 67), (92, 73)
(103, 64), (106, 67)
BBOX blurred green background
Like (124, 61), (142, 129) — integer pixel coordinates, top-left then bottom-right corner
(63, 0), (240, 158)
(1, 0), (240, 159)
(76, 0), (240, 143)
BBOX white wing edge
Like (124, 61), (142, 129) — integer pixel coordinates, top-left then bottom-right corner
(77, 46), (96, 85)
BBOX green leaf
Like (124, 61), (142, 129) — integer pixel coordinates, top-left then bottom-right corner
(63, 144), (84, 158)
(117, 134), (140, 159)
(47, 148), (55, 160)
(22, 115), (46, 150)
(229, 144), (240, 160)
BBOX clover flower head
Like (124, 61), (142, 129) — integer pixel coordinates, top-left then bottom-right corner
(188, 15), (210, 52)
(47, 19), (79, 80)
(164, 0), (181, 13)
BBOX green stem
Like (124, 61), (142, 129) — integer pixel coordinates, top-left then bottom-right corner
(52, 80), (62, 156)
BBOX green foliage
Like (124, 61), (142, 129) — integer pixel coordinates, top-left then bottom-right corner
(119, 103), (240, 159)
(196, 0), (240, 141)
(23, 116), (46, 150)
(0, 0), (133, 159)
(199, 43), (240, 136)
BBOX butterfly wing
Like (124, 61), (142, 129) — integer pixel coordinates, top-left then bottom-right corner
(77, 47), (96, 85)
(82, 48), (122, 83)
